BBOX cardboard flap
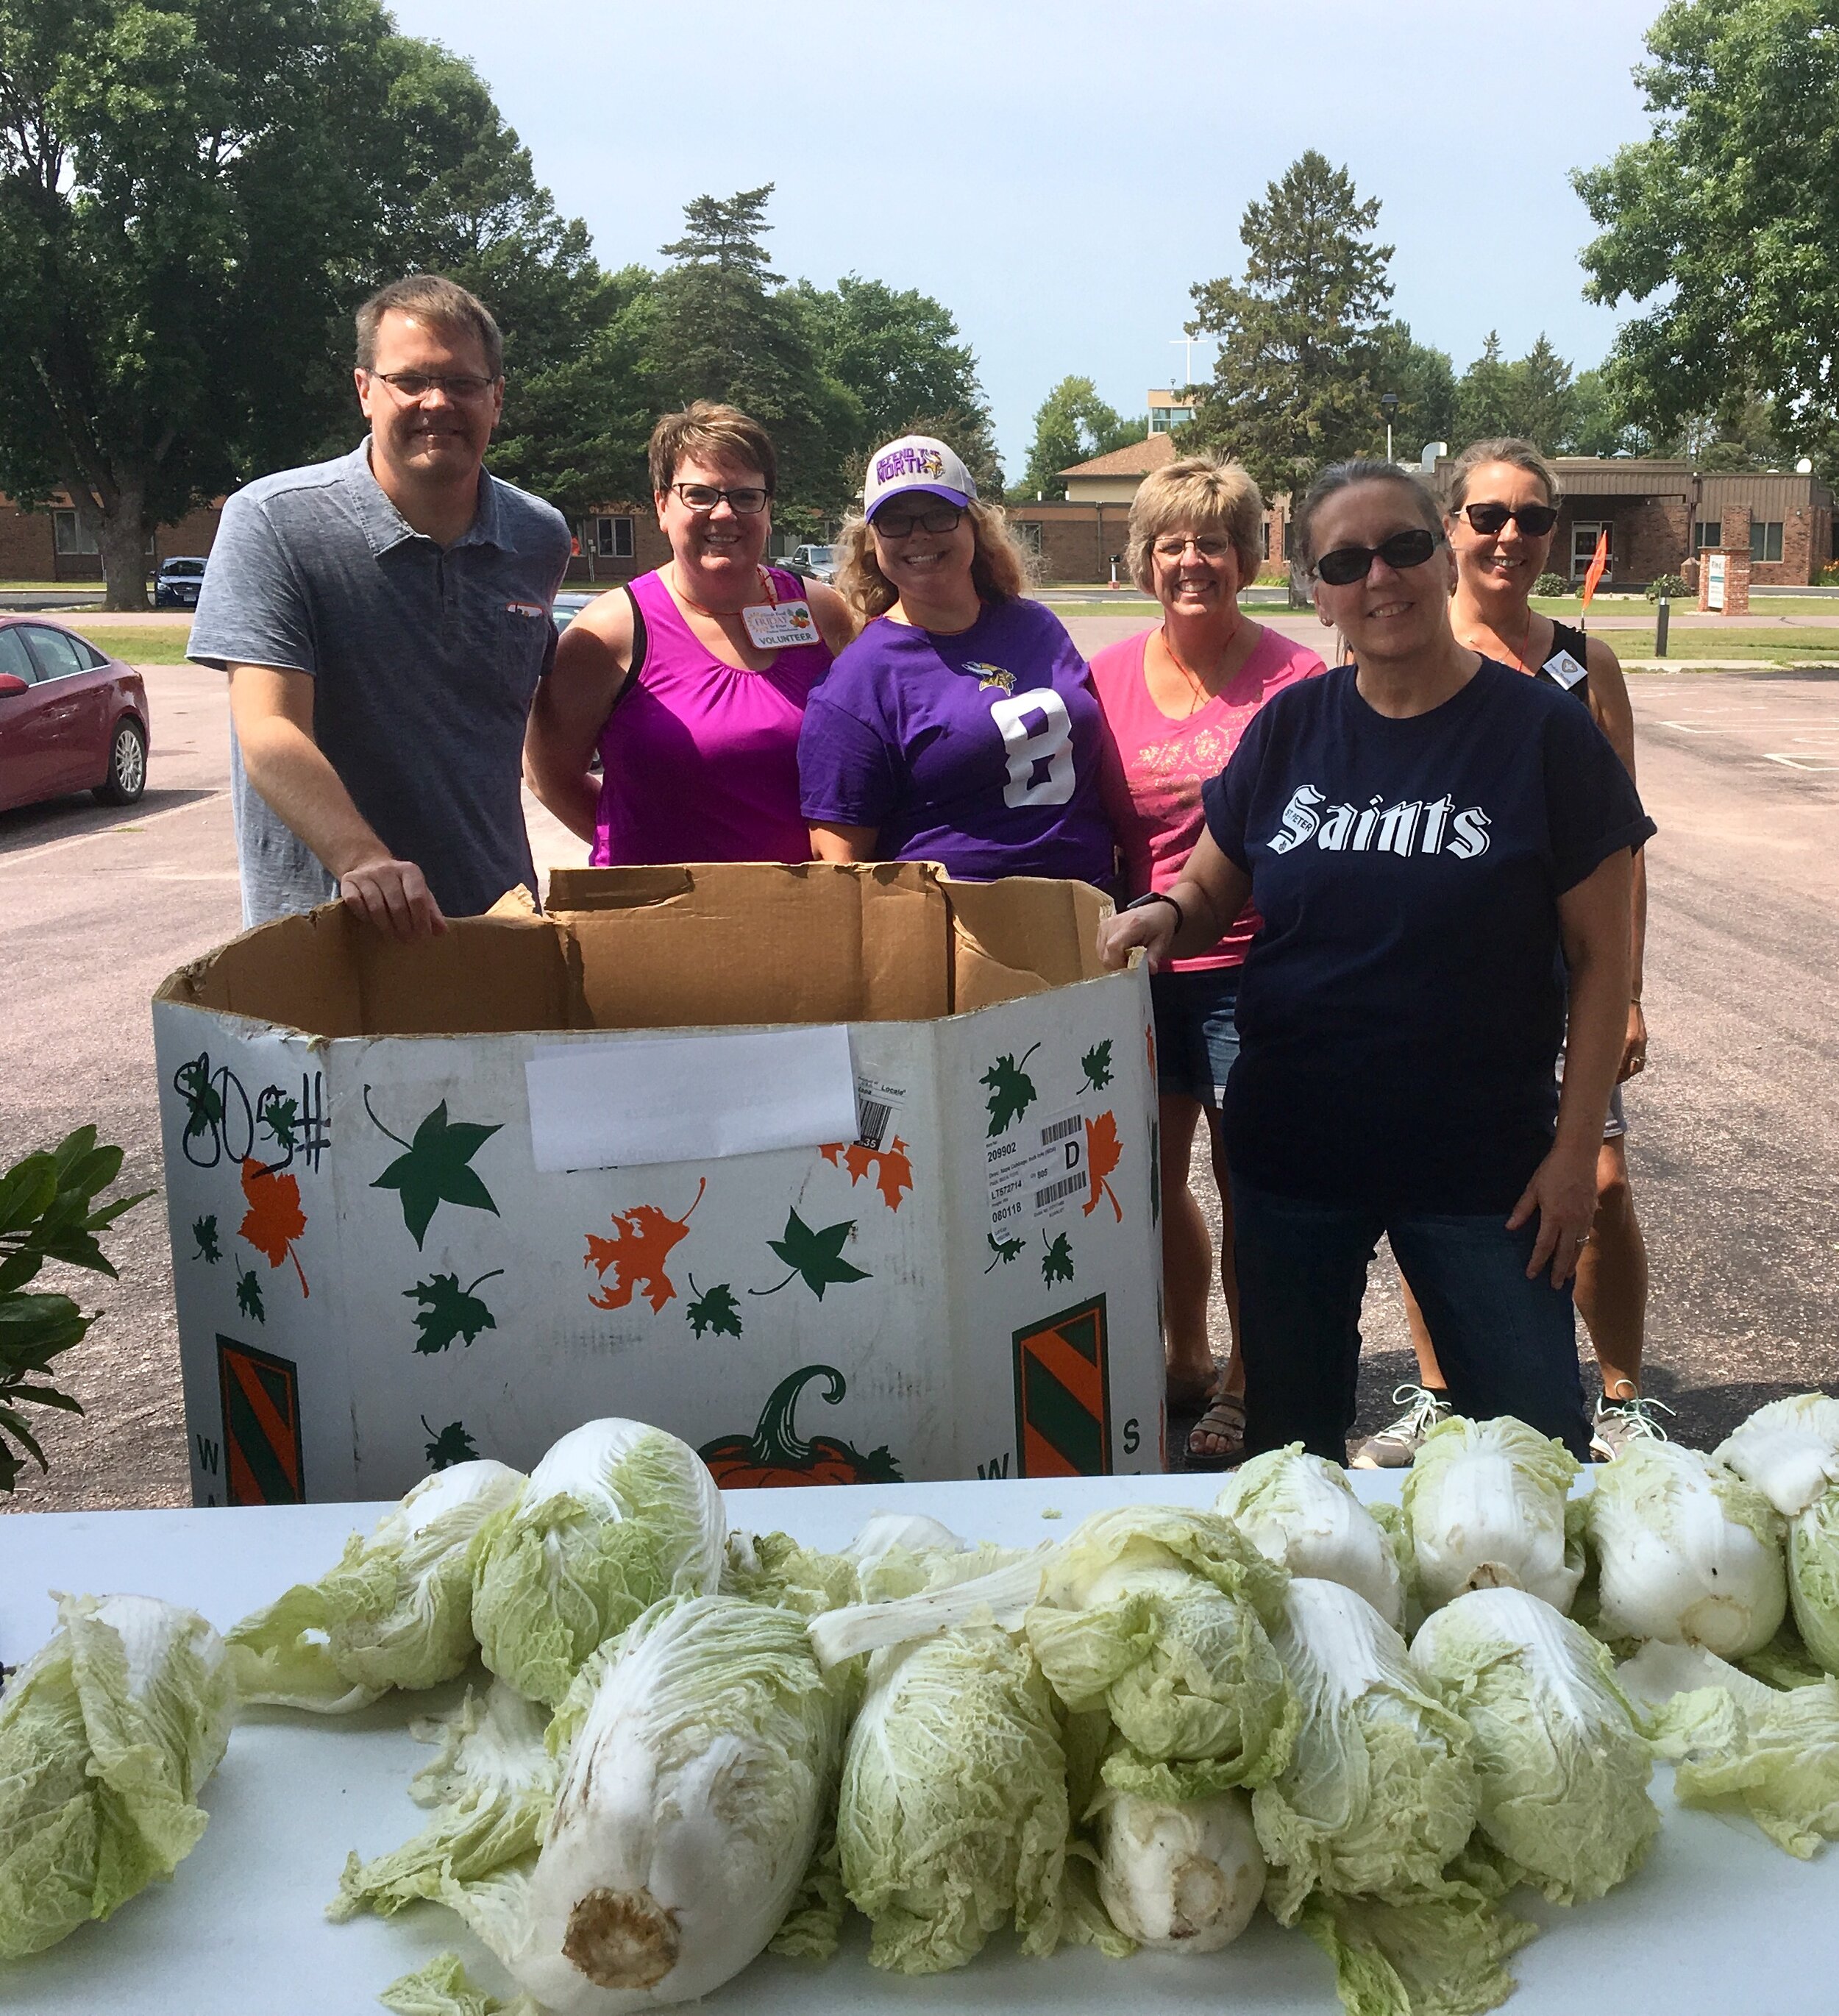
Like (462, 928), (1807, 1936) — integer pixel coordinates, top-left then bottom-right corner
(945, 878), (1109, 1011)
(554, 862), (953, 1029)
(153, 906), (364, 1035)
(350, 909), (579, 1034)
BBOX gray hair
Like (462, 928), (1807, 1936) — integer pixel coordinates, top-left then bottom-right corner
(1291, 459), (1444, 575)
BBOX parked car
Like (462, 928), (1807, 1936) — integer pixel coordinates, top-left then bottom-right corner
(786, 543), (838, 583)
(154, 556), (209, 608)
(0, 618), (149, 812)
(552, 592), (594, 633)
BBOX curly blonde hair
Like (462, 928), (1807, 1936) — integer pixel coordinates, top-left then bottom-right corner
(834, 498), (1034, 622)
(1125, 455), (1265, 592)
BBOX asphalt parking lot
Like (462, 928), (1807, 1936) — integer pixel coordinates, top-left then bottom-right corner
(1, 648), (1835, 1509)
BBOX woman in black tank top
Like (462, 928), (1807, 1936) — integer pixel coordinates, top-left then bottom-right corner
(1352, 436), (1660, 1471)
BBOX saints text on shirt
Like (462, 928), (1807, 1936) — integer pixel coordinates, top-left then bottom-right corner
(1266, 784), (1492, 859)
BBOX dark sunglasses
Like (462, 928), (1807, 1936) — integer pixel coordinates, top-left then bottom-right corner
(1314, 526), (1440, 586)
(1454, 502), (1559, 536)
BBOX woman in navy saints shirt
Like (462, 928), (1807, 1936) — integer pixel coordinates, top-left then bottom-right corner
(1100, 460), (1654, 1464)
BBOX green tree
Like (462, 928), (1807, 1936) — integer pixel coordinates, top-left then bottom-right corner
(1562, 368), (1644, 456)
(645, 185), (856, 511)
(1367, 324), (1456, 462)
(1454, 333), (1515, 443)
(1021, 376), (1141, 500)
(1182, 151), (1395, 496)
(1453, 333), (1576, 452)
(1574, 0), (1839, 461)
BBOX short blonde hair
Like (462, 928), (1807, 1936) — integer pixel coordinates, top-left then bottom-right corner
(835, 498), (1034, 621)
(1447, 437), (1562, 511)
(648, 401), (777, 497)
(1125, 455), (1265, 592)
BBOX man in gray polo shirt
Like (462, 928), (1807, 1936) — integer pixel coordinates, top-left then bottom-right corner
(190, 274), (572, 937)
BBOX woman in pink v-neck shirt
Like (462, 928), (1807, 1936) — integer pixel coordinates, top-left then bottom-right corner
(1092, 455), (1324, 1467)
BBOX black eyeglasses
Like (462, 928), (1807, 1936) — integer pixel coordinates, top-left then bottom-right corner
(872, 502), (964, 539)
(1454, 502), (1559, 536)
(671, 483), (771, 514)
(372, 371), (499, 401)
(1314, 527), (1441, 586)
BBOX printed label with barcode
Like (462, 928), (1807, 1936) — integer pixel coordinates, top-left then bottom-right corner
(988, 1104), (1089, 1238)
(854, 1073), (906, 1151)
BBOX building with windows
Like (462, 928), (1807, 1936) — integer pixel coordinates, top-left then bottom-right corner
(1148, 388), (1195, 434)
(0, 494), (225, 582)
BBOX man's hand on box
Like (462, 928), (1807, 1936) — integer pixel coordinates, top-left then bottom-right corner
(339, 855), (448, 940)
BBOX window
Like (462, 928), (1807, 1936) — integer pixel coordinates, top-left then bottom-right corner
(53, 509), (98, 556)
(1691, 521), (1720, 553)
(0, 627), (37, 682)
(1260, 521), (1271, 560)
(22, 625), (98, 681)
(1011, 520), (1043, 556)
(1148, 407), (1194, 435)
(1751, 520), (1784, 564)
(590, 514), (634, 559)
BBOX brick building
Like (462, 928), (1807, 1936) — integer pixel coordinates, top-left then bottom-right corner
(0, 494), (225, 582)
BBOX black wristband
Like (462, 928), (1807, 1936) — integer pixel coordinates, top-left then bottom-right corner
(1125, 890), (1185, 936)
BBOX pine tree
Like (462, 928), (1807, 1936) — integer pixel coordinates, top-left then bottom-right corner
(1182, 152), (1394, 497)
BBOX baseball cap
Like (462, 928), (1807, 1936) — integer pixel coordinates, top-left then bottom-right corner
(863, 434), (976, 520)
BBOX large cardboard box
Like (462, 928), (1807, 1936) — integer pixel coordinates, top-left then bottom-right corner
(152, 863), (1164, 1502)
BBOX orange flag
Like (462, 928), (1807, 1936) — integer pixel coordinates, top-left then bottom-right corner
(1579, 528), (1610, 610)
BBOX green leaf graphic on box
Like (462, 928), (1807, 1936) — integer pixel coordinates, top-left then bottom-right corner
(257, 1090), (299, 1152)
(752, 1209), (871, 1301)
(981, 1042), (1041, 1136)
(191, 1214), (221, 1265)
(405, 1268), (504, 1354)
(366, 1089), (502, 1249)
(235, 1264), (266, 1324)
(685, 1276), (743, 1338)
(1041, 1230), (1075, 1285)
(421, 1416), (479, 1470)
(174, 1054), (223, 1146)
(986, 1229), (1025, 1273)
(1081, 1038), (1114, 1090)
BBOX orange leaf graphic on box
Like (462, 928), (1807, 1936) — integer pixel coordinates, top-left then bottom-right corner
(1083, 1112), (1122, 1222)
(819, 1137), (914, 1212)
(585, 1178), (705, 1314)
(238, 1157), (309, 1297)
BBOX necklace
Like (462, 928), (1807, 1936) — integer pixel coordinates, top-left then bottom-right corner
(1461, 605), (1535, 675)
(1159, 619), (1240, 716)
(671, 561), (775, 621)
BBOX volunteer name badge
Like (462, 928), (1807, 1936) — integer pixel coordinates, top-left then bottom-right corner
(1544, 648), (1588, 690)
(743, 600), (817, 650)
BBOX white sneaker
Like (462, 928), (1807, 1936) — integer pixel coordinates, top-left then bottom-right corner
(1590, 1388), (1673, 1461)
(1351, 1385), (1452, 1469)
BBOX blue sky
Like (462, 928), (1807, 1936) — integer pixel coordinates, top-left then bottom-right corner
(386, 0), (1662, 475)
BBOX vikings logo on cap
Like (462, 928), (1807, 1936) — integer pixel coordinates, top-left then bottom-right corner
(864, 433), (976, 519)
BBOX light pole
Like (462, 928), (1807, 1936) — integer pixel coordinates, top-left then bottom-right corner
(1379, 391), (1399, 466)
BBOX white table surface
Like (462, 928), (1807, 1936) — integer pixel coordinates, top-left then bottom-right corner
(2, 1472), (1835, 2015)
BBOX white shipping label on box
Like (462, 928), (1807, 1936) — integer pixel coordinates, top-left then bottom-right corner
(526, 1026), (858, 1171)
(987, 1104), (1089, 1238)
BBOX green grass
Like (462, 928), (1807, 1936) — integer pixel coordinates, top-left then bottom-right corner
(1626, 628), (1839, 661)
(70, 625), (195, 665)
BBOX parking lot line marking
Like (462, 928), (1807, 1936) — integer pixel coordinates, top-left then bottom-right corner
(1762, 755), (1839, 771)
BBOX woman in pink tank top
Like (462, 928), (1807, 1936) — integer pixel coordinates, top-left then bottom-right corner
(1090, 455), (1324, 1469)
(524, 402), (855, 865)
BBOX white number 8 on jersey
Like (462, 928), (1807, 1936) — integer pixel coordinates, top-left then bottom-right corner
(991, 689), (1075, 808)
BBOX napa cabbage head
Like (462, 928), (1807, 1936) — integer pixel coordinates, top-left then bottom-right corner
(0, 1593), (235, 1958)
(438, 1596), (842, 2011)
(1251, 1577), (1479, 1925)
(230, 1458), (524, 1711)
(1586, 1441), (1787, 1658)
(1402, 1415), (1583, 1614)
(1788, 1480), (1839, 1675)
(1713, 1391), (1839, 1519)
(1218, 1445), (1408, 1630)
(839, 1624), (1068, 1974)
(1093, 1786), (1264, 1952)
(1022, 1505), (1295, 1797)
(1410, 1585), (1657, 1903)
(1618, 1639), (1839, 1859)
(473, 1419), (724, 1708)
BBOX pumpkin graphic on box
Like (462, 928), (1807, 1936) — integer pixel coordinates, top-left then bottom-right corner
(700, 1363), (904, 1488)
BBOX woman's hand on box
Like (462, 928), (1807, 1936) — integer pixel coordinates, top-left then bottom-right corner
(1100, 900), (1177, 972)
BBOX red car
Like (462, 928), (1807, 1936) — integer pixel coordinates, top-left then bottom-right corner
(0, 617), (149, 813)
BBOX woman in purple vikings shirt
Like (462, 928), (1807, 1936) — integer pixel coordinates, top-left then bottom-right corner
(798, 433), (1116, 887)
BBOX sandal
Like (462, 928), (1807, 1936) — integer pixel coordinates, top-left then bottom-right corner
(1185, 1389), (1248, 1471)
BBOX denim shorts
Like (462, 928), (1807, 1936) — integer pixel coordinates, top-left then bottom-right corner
(1150, 965), (1242, 1107)
(1554, 1043), (1628, 1140)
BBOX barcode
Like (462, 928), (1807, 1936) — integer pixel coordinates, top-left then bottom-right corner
(1041, 1113), (1081, 1146)
(856, 1098), (893, 1151)
(1035, 1172), (1086, 1210)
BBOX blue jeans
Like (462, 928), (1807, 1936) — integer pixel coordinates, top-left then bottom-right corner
(1150, 965), (1242, 1107)
(1229, 1174), (1591, 1463)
